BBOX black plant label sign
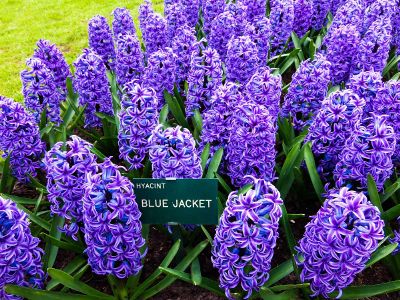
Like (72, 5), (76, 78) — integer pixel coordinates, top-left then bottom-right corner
(132, 178), (218, 225)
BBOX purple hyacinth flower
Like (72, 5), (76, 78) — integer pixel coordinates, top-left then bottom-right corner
(88, 15), (116, 69)
(270, 0), (294, 55)
(226, 36), (259, 84)
(293, 0), (313, 38)
(141, 12), (169, 55)
(281, 54), (331, 130)
(296, 187), (384, 298)
(83, 158), (146, 278)
(33, 39), (71, 96)
(115, 33), (144, 88)
(171, 25), (198, 82)
(311, 0), (330, 30)
(389, 217), (400, 255)
(325, 24), (361, 85)
(21, 58), (62, 125)
(73, 48), (113, 128)
(331, 0), (346, 15)
(227, 103), (276, 187)
(43, 135), (98, 240)
(347, 70), (384, 117)
(149, 125), (202, 179)
(112, 7), (136, 38)
(244, 67), (282, 120)
(212, 178), (283, 299)
(352, 17), (392, 75)
(118, 82), (159, 170)
(392, 6), (400, 50)
(305, 90), (365, 175)
(186, 47), (223, 116)
(143, 48), (177, 109)
(334, 115), (396, 191)
(238, 0), (266, 21)
(202, 0), (225, 37)
(180, 0), (201, 27)
(362, 0), (396, 35)
(165, 2), (188, 40)
(139, 0), (153, 35)
(0, 197), (44, 300)
(0, 97), (45, 183)
(244, 16), (271, 63)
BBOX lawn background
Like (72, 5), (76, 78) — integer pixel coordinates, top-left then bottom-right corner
(0, 0), (163, 101)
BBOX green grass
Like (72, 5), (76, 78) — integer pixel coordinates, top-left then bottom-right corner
(0, 0), (163, 101)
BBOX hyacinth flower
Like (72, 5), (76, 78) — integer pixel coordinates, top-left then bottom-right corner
(88, 15), (116, 69)
(281, 54), (331, 130)
(43, 135), (98, 240)
(362, 0), (396, 35)
(138, 0), (153, 34)
(143, 48), (177, 109)
(293, 0), (313, 38)
(115, 33), (144, 88)
(202, 0), (225, 37)
(224, 2), (248, 35)
(83, 158), (146, 278)
(334, 115), (396, 191)
(305, 90), (365, 175)
(352, 17), (392, 75)
(244, 16), (271, 63)
(389, 217), (400, 255)
(165, 2), (188, 40)
(186, 47), (223, 117)
(171, 25), (198, 82)
(331, 0), (346, 15)
(119, 82), (158, 170)
(347, 70), (383, 117)
(0, 97), (44, 183)
(227, 103), (276, 187)
(323, 0), (363, 46)
(73, 48), (113, 128)
(244, 67), (282, 120)
(141, 12), (168, 55)
(238, 0), (266, 21)
(0, 197), (44, 300)
(212, 178), (283, 299)
(33, 39), (71, 96)
(311, 0), (330, 30)
(325, 24), (360, 85)
(209, 10), (238, 60)
(226, 36), (259, 84)
(393, 7), (400, 50)
(21, 58), (62, 125)
(296, 187), (384, 298)
(149, 125), (202, 179)
(270, 0), (294, 55)
(112, 7), (136, 38)
(180, 0), (200, 27)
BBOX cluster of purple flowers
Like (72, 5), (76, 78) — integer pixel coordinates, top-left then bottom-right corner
(296, 187), (384, 298)
(238, 0), (266, 21)
(179, 0), (200, 27)
(21, 58), (62, 125)
(244, 67), (282, 120)
(362, 0), (396, 34)
(141, 12), (168, 55)
(0, 97), (44, 183)
(143, 48), (177, 109)
(331, 0), (346, 15)
(88, 15), (116, 68)
(244, 16), (271, 63)
(33, 39), (71, 96)
(227, 103), (276, 187)
(305, 90), (365, 175)
(186, 47), (223, 116)
(112, 7), (136, 38)
(311, 0), (331, 30)
(212, 178), (283, 299)
(74, 48), (113, 128)
(0, 197), (44, 300)
(138, 0), (153, 34)
(269, 0), (294, 55)
(83, 158), (146, 278)
(165, 2), (187, 40)
(334, 115), (396, 191)
(389, 218), (400, 255)
(281, 54), (331, 130)
(202, 0), (225, 36)
(119, 82), (159, 170)
(226, 36), (259, 84)
(43, 135), (98, 240)
(293, 0), (313, 38)
(115, 33), (144, 87)
(149, 125), (202, 179)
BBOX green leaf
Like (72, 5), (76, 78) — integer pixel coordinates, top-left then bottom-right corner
(47, 256), (87, 290)
(238, 183), (253, 195)
(291, 32), (304, 61)
(382, 204), (400, 221)
(159, 104), (169, 125)
(276, 142), (302, 197)
(205, 147), (223, 179)
(270, 283), (310, 293)
(381, 179), (400, 203)
(95, 112), (116, 125)
(278, 49), (300, 74)
(40, 233), (85, 253)
(164, 90), (189, 128)
(5, 286), (107, 300)
(309, 40), (316, 60)
(192, 109), (203, 140)
(367, 175), (383, 212)
(90, 147), (106, 160)
(339, 281), (400, 299)
(366, 243), (398, 268)
(0, 155), (14, 194)
(43, 215), (64, 270)
(215, 173), (232, 194)
(383, 55), (400, 76)
(304, 143), (324, 202)
(200, 143), (210, 173)
(0, 193), (38, 205)
(191, 257), (202, 286)
(48, 268), (114, 298)
(264, 259), (294, 287)
(6, 201), (51, 231)
(200, 225), (213, 244)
